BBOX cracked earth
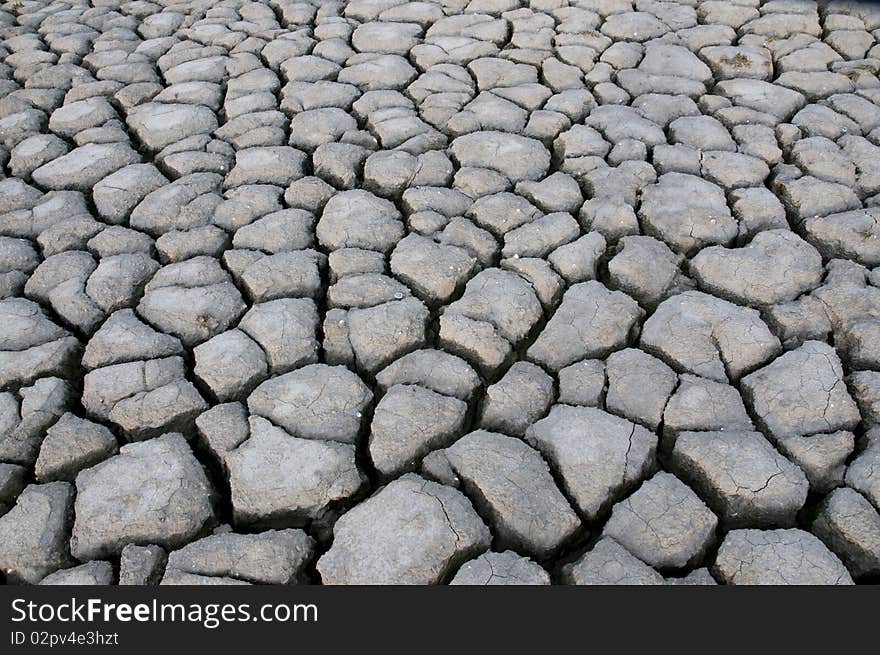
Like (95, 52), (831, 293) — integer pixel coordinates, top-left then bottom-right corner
(1, 0), (880, 586)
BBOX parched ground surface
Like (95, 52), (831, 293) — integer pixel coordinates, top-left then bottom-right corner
(1, 0), (880, 586)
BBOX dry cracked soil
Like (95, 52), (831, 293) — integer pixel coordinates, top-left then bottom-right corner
(1, 0), (880, 586)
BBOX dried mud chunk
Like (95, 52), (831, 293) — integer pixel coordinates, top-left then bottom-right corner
(375, 350), (480, 401)
(450, 551), (550, 586)
(640, 291), (781, 383)
(605, 348), (677, 431)
(137, 257), (246, 347)
(317, 474), (490, 585)
(368, 385), (467, 477)
(443, 430), (580, 558)
(317, 190), (405, 253)
(715, 529), (853, 585)
(391, 234), (478, 305)
(691, 230), (823, 306)
(164, 529), (314, 585)
(562, 537), (664, 586)
(603, 472), (718, 569)
(227, 417), (364, 528)
(638, 173), (737, 256)
(741, 341), (860, 441)
(81, 357), (206, 440)
(347, 298), (429, 374)
(525, 405), (657, 520)
(247, 364), (372, 444)
(34, 413), (117, 483)
(449, 131), (550, 183)
(671, 430), (808, 528)
(0, 481), (74, 584)
(528, 281), (644, 372)
(812, 488), (880, 579)
(70, 434), (216, 560)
